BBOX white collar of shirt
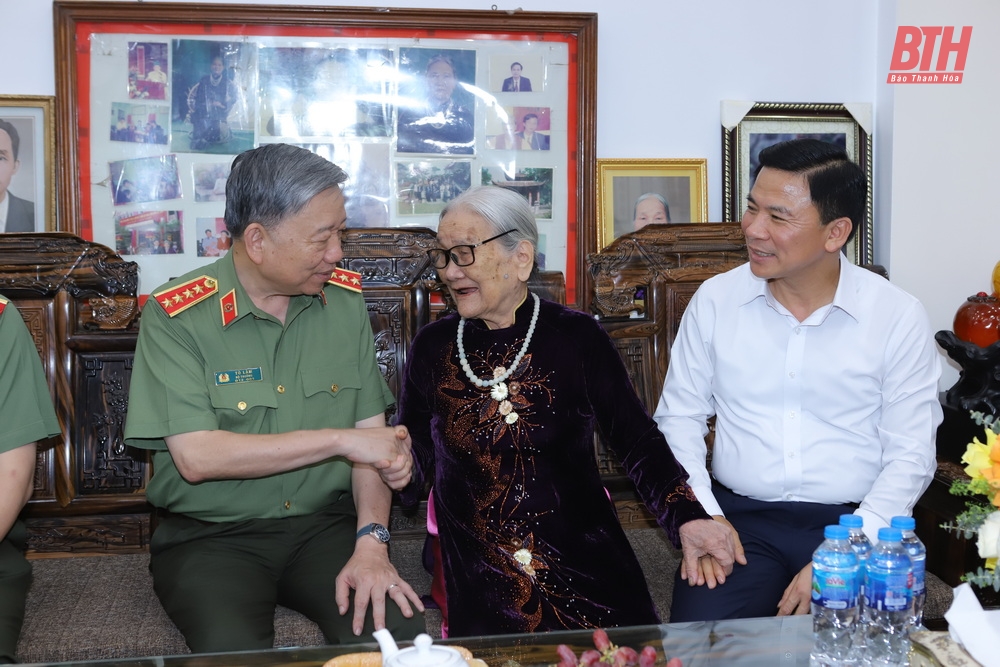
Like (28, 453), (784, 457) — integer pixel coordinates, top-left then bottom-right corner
(739, 253), (862, 326)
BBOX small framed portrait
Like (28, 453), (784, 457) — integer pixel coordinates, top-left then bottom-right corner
(109, 154), (182, 206)
(722, 101), (873, 264)
(259, 46), (394, 139)
(481, 166), (553, 220)
(491, 55), (543, 93)
(110, 103), (169, 145)
(395, 159), (472, 217)
(596, 158), (708, 248)
(487, 106), (551, 151)
(0, 95), (54, 232)
(396, 48), (477, 156)
(170, 39), (256, 154)
(128, 41), (169, 100)
(113, 209), (183, 256)
(195, 217), (231, 258)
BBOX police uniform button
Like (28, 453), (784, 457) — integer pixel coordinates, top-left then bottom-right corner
(284, 501), (291, 510)
(330, 384), (339, 393)
(237, 401), (247, 411)
(277, 385), (285, 394)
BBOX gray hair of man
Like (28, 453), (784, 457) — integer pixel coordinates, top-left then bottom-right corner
(439, 185), (539, 276)
(224, 143), (348, 240)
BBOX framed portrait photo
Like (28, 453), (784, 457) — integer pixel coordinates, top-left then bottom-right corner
(596, 158), (708, 249)
(722, 101), (873, 264)
(53, 1), (597, 307)
(0, 95), (55, 232)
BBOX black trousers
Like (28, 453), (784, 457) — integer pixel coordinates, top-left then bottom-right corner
(670, 484), (855, 621)
(0, 522), (31, 664)
(150, 496), (423, 653)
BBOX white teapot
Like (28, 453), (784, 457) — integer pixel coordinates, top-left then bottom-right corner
(372, 629), (471, 667)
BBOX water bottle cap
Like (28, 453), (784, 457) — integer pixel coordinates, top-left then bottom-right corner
(839, 514), (863, 528)
(890, 516), (916, 530)
(878, 527), (903, 542)
(824, 525), (849, 540)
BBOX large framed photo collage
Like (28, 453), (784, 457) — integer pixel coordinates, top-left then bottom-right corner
(55, 3), (598, 305)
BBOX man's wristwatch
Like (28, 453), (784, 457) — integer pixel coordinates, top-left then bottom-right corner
(356, 522), (391, 544)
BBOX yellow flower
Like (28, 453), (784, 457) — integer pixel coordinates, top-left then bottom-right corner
(963, 428), (998, 482)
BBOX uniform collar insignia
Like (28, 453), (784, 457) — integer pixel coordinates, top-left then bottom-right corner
(153, 276), (218, 317)
(220, 289), (238, 326)
(328, 267), (363, 293)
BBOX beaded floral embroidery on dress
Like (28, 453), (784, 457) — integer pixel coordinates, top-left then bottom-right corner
(439, 329), (590, 629)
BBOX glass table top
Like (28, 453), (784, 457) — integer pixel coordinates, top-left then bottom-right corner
(23, 615), (816, 667)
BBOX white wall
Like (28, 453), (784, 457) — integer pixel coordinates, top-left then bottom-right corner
(886, 0), (1000, 389)
(3, 0), (995, 390)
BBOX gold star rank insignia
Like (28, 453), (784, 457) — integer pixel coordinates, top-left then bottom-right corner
(0, 296), (7, 315)
(220, 289), (238, 326)
(328, 268), (363, 293)
(153, 276), (218, 317)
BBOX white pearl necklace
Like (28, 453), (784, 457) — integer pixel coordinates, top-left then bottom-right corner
(457, 292), (540, 388)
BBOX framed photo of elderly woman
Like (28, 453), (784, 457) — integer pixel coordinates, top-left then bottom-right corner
(0, 96), (55, 233)
(53, 2), (598, 307)
(596, 158), (708, 249)
(722, 101), (873, 265)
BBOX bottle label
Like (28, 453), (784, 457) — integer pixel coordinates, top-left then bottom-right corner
(812, 568), (859, 609)
(867, 570), (912, 612)
(912, 569), (925, 595)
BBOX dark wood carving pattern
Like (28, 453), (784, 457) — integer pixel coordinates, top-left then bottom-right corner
(79, 355), (146, 493)
(587, 223), (747, 498)
(0, 234), (142, 553)
(27, 514), (150, 554)
(11, 228), (568, 553)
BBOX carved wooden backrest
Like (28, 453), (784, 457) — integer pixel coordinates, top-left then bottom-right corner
(339, 227), (437, 410)
(587, 223), (748, 480)
(0, 233), (146, 551)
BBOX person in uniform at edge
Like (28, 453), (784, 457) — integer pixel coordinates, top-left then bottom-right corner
(396, 185), (738, 637)
(124, 143), (425, 653)
(654, 138), (942, 621)
(0, 294), (61, 664)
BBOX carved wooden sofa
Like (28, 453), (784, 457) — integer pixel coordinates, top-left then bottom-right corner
(7, 225), (954, 662)
(7, 229), (572, 662)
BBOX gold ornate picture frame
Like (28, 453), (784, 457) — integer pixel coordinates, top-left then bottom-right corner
(0, 95), (55, 232)
(596, 158), (708, 249)
(722, 101), (873, 264)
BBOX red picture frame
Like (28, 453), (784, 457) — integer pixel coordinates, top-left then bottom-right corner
(54, 2), (598, 307)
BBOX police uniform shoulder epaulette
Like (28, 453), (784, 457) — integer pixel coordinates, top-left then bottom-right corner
(0, 296), (8, 315)
(152, 276), (218, 317)
(328, 268), (363, 293)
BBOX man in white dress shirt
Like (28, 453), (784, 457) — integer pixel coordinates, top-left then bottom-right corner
(653, 138), (942, 621)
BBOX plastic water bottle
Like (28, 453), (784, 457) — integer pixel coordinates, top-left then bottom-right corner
(891, 516), (926, 630)
(810, 524), (860, 666)
(864, 527), (912, 666)
(839, 515), (872, 652)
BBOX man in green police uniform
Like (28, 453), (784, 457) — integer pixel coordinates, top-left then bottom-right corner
(124, 143), (424, 653)
(0, 295), (61, 664)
